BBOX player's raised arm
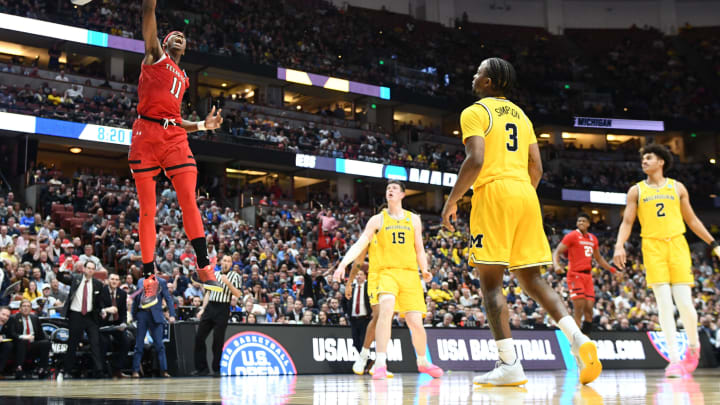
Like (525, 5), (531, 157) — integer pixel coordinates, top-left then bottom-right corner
(677, 181), (720, 255)
(613, 185), (639, 270)
(337, 214), (381, 274)
(142, 0), (163, 63)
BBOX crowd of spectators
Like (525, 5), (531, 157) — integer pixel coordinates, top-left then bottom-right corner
(568, 27), (720, 123)
(0, 74), (465, 172)
(2, 0), (719, 125)
(540, 143), (720, 197)
(219, 104), (465, 172)
(1, 164), (719, 363)
(0, 64), (138, 128)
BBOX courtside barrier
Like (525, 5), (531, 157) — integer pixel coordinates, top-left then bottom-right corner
(167, 323), (717, 376)
(171, 323), (419, 376)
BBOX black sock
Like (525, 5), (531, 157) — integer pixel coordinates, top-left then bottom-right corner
(142, 262), (155, 279)
(581, 321), (593, 335)
(191, 237), (209, 268)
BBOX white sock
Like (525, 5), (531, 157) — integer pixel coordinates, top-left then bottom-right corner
(672, 284), (700, 348)
(653, 284), (680, 363)
(360, 347), (370, 359)
(375, 353), (387, 368)
(496, 338), (517, 364)
(557, 316), (582, 345)
(416, 356), (429, 368)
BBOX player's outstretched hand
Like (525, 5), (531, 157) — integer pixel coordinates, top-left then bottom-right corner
(204, 106), (223, 130)
(712, 243), (720, 259)
(422, 270), (433, 283)
(332, 264), (346, 283)
(612, 246), (626, 271)
(440, 200), (457, 232)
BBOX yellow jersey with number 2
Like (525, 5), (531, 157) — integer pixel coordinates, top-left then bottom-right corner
(460, 96), (536, 189)
(636, 178), (685, 240)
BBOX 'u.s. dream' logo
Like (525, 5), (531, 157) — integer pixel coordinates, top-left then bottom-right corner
(220, 332), (297, 376)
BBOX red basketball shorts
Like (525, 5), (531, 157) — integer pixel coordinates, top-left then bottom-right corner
(128, 118), (196, 180)
(567, 272), (595, 301)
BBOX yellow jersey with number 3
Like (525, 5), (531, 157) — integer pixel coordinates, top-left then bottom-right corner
(460, 97), (536, 189)
(369, 209), (417, 271)
(636, 178), (685, 239)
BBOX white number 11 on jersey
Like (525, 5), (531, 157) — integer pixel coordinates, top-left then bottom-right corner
(170, 77), (182, 99)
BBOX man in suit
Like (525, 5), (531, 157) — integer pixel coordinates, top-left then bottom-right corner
(100, 273), (129, 378)
(57, 261), (111, 378)
(131, 273), (175, 378)
(342, 269), (372, 355)
(8, 299), (51, 379)
(0, 306), (12, 376)
(285, 299), (304, 323)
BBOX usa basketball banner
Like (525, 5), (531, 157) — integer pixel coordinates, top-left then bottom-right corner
(171, 323), (419, 376)
(425, 329), (566, 371)
(170, 325), (716, 375)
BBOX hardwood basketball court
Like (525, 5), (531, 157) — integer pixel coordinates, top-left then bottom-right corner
(0, 369), (716, 404)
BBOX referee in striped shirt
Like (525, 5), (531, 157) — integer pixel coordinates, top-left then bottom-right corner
(191, 254), (242, 377)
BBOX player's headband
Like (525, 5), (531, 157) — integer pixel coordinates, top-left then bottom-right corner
(162, 31), (183, 47)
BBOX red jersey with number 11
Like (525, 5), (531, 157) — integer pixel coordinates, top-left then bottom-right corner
(561, 230), (598, 273)
(137, 53), (188, 122)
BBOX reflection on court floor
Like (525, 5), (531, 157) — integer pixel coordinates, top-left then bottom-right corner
(0, 369), (716, 404)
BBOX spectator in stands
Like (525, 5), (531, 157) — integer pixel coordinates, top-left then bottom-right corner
(119, 242), (142, 273)
(0, 244), (18, 268)
(184, 281), (204, 301)
(48, 279), (68, 307)
(0, 227), (11, 249)
(427, 282), (452, 304)
(64, 84), (83, 101)
(8, 299), (50, 379)
(0, 306), (11, 374)
(54, 70), (69, 82)
(79, 244), (104, 271)
(22, 280), (41, 302)
(436, 313), (455, 328)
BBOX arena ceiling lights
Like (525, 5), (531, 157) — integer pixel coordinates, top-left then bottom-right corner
(277, 67), (391, 100)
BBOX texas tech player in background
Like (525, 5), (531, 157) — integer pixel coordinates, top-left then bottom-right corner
(132, 0), (224, 308)
(553, 213), (616, 333)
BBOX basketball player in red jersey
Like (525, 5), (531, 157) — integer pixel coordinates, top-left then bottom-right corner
(552, 213), (616, 333)
(132, 0), (224, 308)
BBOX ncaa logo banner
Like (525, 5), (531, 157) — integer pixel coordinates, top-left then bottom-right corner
(220, 332), (297, 376)
(647, 331), (690, 362)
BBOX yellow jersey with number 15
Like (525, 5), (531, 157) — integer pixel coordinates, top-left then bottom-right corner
(369, 209), (417, 271)
(636, 178), (685, 239)
(460, 97), (536, 189)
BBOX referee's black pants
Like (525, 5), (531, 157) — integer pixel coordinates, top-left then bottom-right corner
(194, 301), (229, 373)
(350, 316), (371, 353)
